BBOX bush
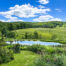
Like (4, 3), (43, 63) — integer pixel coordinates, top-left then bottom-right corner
(13, 44), (20, 53)
(0, 46), (14, 64)
(34, 31), (38, 39)
(7, 31), (16, 38)
(32, 54), (66, 66)
(27, 44), (46, 53)
(54, 55), (65, 66)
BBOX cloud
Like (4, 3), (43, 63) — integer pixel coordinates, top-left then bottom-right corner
(38, 5), (45, 8)
(0, 16), (23, 22)
(39, 0), (49, 4)
(0, 4), (62, 22)
(55, 9), (62, 12)
(6, 17), (23, 22)
(0, 19), (6, 22)
(0, 4), (51, 22)
(0, 4), (50, 18)
(33, 15), (62, 22)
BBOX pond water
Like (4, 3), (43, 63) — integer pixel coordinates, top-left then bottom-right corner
(6, 40), (61, 46)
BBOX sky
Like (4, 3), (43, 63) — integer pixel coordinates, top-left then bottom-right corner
(0, 0), (66, 22)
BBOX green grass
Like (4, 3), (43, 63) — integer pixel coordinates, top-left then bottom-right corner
(0, 51), (39, 66)
(15, 27), (66, 39)
(1, 27), (65, 44)
(9, 27), (66, 43)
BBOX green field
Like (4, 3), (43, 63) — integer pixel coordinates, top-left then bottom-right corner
(6, 27), (66, 44)
(0, 51), (39, 66)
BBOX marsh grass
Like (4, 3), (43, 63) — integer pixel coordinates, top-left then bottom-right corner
(4, 27), (66, 44)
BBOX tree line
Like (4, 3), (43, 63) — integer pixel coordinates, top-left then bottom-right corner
(0, 21), (64, 32)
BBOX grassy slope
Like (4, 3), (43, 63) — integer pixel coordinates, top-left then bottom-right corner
(11, 27), (66, 43)
(0, 51), (39, 66)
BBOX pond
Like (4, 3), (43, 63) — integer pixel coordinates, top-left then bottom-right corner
(6, 40), (61, 46)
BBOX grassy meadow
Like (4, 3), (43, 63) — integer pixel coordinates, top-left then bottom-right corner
(0, 51), (39, 66)
(6, 27), (66, 44)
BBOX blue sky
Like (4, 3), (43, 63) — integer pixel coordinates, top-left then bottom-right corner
(0, 0), (66, 22)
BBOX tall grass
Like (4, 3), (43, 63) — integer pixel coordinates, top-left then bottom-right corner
(9, 27), (66, 44)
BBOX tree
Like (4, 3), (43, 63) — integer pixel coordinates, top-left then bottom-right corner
(8, 23), (16, 30)
(34, 31), (38, 39)
(1, 28), (8, 36)
(25, 32), (28, 39)
(13, 44), (20, 53)
(7, 32), (16, 38)
(0, 46), (14, 64)
(1, 28), (8, 41)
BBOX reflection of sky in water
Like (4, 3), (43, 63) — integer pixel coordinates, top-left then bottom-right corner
(6, 40), (60, 46)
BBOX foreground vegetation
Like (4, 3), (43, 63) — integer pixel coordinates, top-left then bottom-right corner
(0, 46), (14, 64)
(0, 21), (66, 66)
(0, 44), (66, 66)
(0, 50), (39, 66)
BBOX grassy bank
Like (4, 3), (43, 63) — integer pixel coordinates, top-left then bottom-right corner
(5, 27), (66, 44)
(0, 51), (39, 66)
(0, 44), (66, 66)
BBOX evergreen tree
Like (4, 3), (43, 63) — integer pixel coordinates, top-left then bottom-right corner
(1, 28), (8, 41)
(34, 31), (38, 39)
(13, 44), (20, 53)
(25, 32), (28, 39)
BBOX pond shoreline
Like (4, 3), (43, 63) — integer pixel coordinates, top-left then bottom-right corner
(6, 40), (61, 46)
(5, 38), (66, 44)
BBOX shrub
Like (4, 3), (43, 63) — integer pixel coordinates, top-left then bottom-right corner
(7, 31), (16, 38)
(0, 46), (14, 64)
(34, 31), (38, 39)
(13, 44), (20, 53)
(27, 44), (46, 53)
(54, 55), (65, 66)
(32, 54), (66, 66)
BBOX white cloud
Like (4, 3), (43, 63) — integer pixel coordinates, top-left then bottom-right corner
(38, 5), (45, 8)
(33, 15), (62, 22)
(0, 16), (23, 22)
(50, 18), (62, 21)
(0, 19), (6, 22)
(6, 17), (23, 22)
(55, 9), (62, 12)
(39, 0), (49, 4)
(0, 4), (50, 18)
(0, 19), (23, 22)
(0, 4), (62, 22)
